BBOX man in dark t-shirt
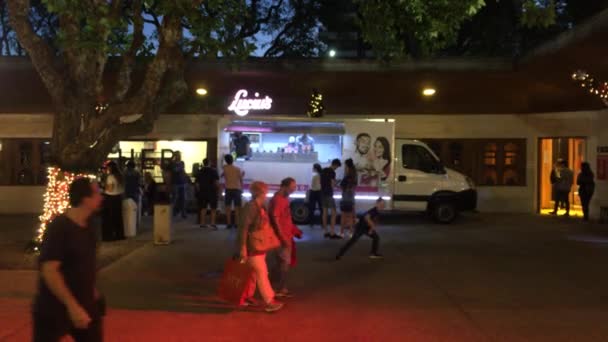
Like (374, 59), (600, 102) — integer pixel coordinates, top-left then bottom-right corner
(195, 158), (220, 229)
(336, 198), (385, 260)
(232, 132), (250, 158)
(320, 158), (341, 239)
(170, 151), (188, 219)
(33, 177), (105, 342)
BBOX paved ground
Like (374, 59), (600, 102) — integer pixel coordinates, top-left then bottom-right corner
(1, 213), (608, 341)
(0, 215), (152, 270)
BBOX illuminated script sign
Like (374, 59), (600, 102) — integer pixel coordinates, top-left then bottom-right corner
(228, 89), (273, 116)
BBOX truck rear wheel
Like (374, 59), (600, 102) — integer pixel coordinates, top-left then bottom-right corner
(290, 200), (310, 224)
(432, 202), (457, 224)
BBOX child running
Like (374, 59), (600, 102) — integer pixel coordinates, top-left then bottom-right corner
(336, 197), (385, 260)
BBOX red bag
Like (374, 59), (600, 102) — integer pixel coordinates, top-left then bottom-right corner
(218, 258), (255, 305)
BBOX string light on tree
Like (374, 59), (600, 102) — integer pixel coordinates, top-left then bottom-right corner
(306, 88), (325, 118)
(571, 70), (608, 106)
(34, 166), (95, 251)
(95, 103), (109, 114)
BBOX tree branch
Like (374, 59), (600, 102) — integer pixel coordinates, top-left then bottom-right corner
(87, 14), (182, 140)
(6, 0), (65, 104)
(113, 0), (144, 101)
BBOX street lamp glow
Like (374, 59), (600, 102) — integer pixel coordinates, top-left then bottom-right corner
(196, 88), (208, 96)
(422, 88), (436, 96)
(329, 49), (337, 58)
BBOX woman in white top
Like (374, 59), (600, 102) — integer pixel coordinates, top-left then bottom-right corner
(102, 161), (125, 241)
(308, 163), (323, 228)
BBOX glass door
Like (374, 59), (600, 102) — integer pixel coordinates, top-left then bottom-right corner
(538, 137), (586, 217)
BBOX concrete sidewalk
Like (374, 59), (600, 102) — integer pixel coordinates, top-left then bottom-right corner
(2, 213), (608, 341)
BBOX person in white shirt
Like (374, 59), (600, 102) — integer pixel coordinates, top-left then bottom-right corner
(221, 154), (245, 229)
(102, 161), (125, 241)
(308, 163), (323, 228)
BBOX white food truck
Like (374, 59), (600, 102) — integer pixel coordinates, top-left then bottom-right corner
(218, 116), (477, 224)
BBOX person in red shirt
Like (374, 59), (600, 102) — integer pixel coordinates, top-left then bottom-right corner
(269, 177), (303, 298)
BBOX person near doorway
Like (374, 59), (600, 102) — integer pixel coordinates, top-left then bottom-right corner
(307, 163), (323, 228)
(321, 159), (342, 239)
(33, 177), (106, 341)
(336, 197), (385, 260)
(577, 162), (595, 221)
(222, 154), (244, 229)
(552, 160), (573, 217)
(195, 158), (220, 230)
(550, 159), (566, 210)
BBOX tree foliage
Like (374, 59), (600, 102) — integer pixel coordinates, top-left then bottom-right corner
(3, 0), (323, 172)
(354, 0), (486, 59)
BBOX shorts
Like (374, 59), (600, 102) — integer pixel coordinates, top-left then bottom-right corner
(198, 193), (218, 210)
(224, 189), (243, 208)
(322, 195), (336, 209)
(340, 201), (354, 213)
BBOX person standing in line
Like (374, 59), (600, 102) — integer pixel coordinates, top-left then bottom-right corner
(143, 172), (157, 216)
(102, 161), (124, 241)
(308, 163), (323, 228)
(32, 177), (106, 341)
(577, 162), (595, 221)
(269, 177), (303, 298)
(222, 154), (244, 229)
(238, 181), (284, 312)
(321, 158), (342, 239)
(336, 197), (385, 260)
(123, 160), (141, 204)
(170, 151), (189, 219)
(553, 159), (574, 217)
(339, 159), (358, 238)
(123, 160), (141, 230)
(195, 158), (220, 230)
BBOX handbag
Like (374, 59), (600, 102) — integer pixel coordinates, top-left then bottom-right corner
(247, 203), (281, 253)
(217, 258), (255, 305)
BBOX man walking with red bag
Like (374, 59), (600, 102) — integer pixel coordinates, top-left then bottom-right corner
(269, 177), (303, 298)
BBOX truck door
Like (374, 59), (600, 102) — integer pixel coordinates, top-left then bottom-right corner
(393, 143), (445, 211)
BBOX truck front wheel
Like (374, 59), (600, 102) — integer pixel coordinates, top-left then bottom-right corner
(432, 202), (457, 224)
(290, 200), (310, 224)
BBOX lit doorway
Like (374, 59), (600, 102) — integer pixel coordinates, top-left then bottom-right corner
(538, 137), (586, 217)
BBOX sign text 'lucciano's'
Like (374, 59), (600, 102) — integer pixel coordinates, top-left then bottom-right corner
(227, 89), (273, 116)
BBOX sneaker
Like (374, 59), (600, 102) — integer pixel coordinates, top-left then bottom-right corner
(209, 224), (219, 231)
(275, 290), (294, 298)
(241, 297), (262, 307)
(369, 254), (384, 259)
(264, 301), (284, 313)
